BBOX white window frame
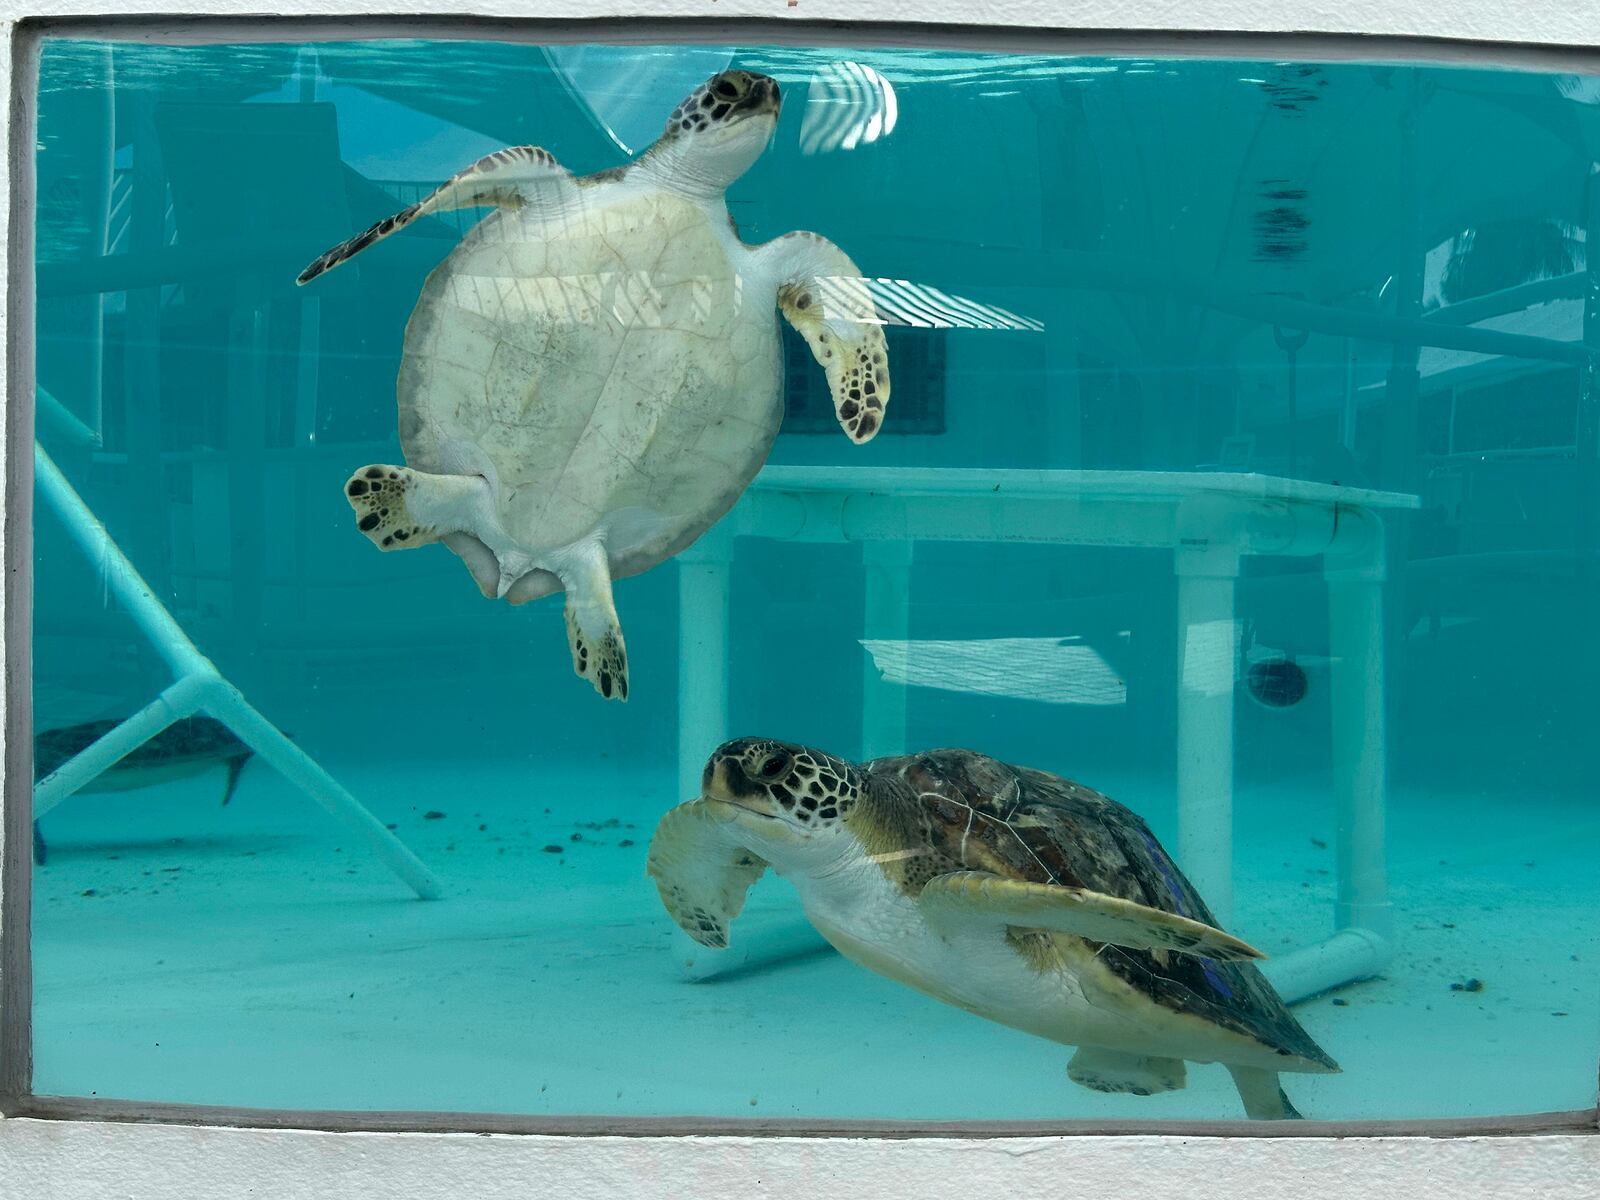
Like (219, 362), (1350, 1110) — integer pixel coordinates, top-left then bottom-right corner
(1, 4), (1596, 1193)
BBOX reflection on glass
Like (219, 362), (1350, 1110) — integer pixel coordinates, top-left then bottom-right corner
(27, 38), (1599, 1123)
(798, 61), (899, 155)
(862, 636), (1128, 705)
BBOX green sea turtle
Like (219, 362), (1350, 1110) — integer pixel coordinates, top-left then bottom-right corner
(648, 740), (1339, 1119)
(31, 715), (255, 865)
(297, 70), (889, 701)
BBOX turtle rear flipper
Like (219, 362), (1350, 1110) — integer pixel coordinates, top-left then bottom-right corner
(917, 871), (1264, 962)
(557, 541), (629, 702)
(1069, 1047), (1187, 1097)
(1228, 1066), (1304, 1119)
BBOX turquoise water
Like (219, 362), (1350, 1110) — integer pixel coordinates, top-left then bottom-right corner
(27, 38), (1600, 1121)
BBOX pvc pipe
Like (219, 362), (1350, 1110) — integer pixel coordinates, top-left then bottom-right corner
(34, 445), (212, 682)
(33, 444), (443, 900)
(1327, 566), (1394, 939)
(1259, 927), (1393, 1005)
(204, 678), (444, 901)
(677, 535), (732, 806)
(860, 540), (912, 761)
(36, 386), (101, 449)
(677, 916), (1395, 999)
(1175, 545), (1240, 927)
(31, 673), (208, 820)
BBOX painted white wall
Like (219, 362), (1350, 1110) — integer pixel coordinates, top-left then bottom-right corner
(1, 1123), (1599, 1199)
(0, 1126), (1593, 1200)
(1, 2), (1597, 1195)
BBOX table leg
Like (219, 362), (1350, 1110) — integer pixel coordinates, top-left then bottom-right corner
(677, 534), (732, 806)
(1175, 546), (1241, 927)
(1327, 547), (1394, 941)
(861, 540), (913, 761)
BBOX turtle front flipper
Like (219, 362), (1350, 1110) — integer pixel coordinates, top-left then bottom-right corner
(345, 465), (476, 552)
(296, 145), (575, 284)
(917, 871), (1265, 962)
(647, 798), (770, 949)
(344, 465), (535, 588)
(555, 540), (629, 702)
(763, 232), (891, 443)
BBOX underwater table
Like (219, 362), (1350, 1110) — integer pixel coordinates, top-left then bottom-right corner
(676, 467), (1420, 1005)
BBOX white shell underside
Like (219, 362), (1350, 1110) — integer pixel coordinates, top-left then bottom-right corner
(397, 185), (783, 593)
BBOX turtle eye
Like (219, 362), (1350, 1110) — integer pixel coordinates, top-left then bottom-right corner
(758, 755), (788, 779)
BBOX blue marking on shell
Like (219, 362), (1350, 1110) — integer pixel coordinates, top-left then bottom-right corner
(1200, 958), (1235, 999)
(1137, 829), (1235, 999)
(1138, 830), (1189, 917)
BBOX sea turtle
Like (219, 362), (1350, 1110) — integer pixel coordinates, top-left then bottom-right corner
(297, 70), (889, 701)
(31, 715), (255, 865)
(648, 740), (1340, 1119)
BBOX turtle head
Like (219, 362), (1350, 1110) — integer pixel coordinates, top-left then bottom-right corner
(701, 737), (861, 841)
(640, 71), (781, 194)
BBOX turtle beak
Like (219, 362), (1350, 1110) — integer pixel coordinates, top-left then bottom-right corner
(746, 76), (780, 117)
(702, 755), (782, 819)
(703, 755), (746, 802)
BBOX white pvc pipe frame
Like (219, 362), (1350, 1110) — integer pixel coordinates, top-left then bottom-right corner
(0, 7), (1596, 1195)
(30, 446), (443, 898)
(676, 468), (1409, 1004)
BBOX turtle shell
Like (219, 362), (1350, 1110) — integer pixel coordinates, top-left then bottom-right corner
(34, 716), (254, 807)
(396, 186), (784, 576)
(866, 748), (1337, 1071)
(34, 715), (250, 778)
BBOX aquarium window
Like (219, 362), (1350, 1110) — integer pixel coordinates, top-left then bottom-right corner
(4, 21), (1599, 1143)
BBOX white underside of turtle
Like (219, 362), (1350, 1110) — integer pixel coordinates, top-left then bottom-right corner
(299, 70), (890, 701)
(801, 858), (1317, 1077)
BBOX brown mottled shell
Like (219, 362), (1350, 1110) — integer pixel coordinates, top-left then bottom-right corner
(34, 715), (250, 777)
(863, 748), (1337, 1071)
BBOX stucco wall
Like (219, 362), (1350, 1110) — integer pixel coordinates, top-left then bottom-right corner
(1, 2), (1597, 1196)
(2, 1123), (1599, 1198)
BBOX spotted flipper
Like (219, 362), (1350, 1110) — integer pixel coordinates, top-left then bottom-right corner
(768, 232), (890, 443)
(344, 465), (448, 552)
(647, 798), (770, 949)
(1068, 1047), (1187, 1097)
(560, 541), (628, 702)
(917, 871), (1265, 961)
(341, 463), (522, 575)
(296, 145), (573, 284)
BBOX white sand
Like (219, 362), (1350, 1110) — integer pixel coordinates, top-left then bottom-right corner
(28, 745), (1598, 1121)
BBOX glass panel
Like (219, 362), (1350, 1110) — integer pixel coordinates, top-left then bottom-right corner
(28, 37), (1600, 1121)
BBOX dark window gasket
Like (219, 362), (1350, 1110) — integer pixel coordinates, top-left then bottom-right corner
(2, 14), (1597, 1138)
